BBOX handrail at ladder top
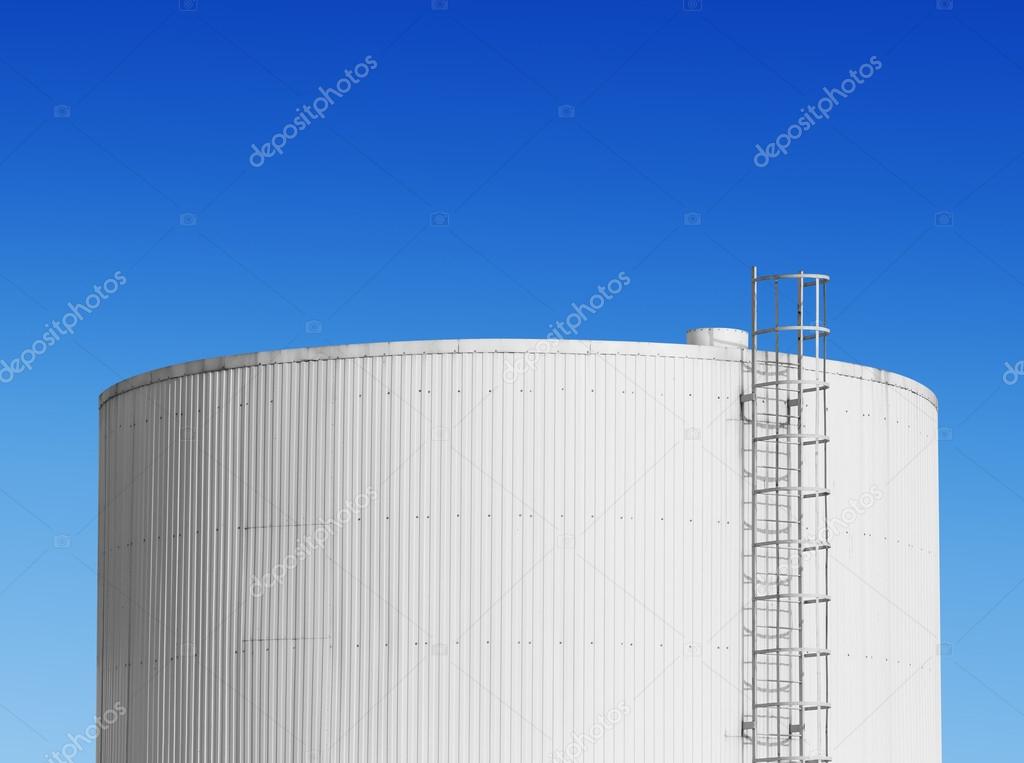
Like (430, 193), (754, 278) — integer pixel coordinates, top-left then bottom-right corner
(754, 272), (830, 283)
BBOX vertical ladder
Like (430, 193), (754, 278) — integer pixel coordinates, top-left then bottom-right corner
(744, 268), (831, 763)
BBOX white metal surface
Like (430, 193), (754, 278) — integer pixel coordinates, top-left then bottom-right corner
(686, 327), (750, 349)
(97, 339), (941, 762)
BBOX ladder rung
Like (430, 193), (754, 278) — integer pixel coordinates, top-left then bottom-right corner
(754, 593), (830, 603)
(755, 702), (831, 710)
(754, 433), (829, 445)
(753, 539), (831, 551)
(754, 648), (830, 657)
(749, 581), (802, 589)
(754, 380), (829, 391)
(754, 486), (830, 497)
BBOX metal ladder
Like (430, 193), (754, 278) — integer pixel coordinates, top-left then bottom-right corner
(743, 268), (831, 763)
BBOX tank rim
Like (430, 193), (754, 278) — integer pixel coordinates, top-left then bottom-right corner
(98, 338), (937, 410)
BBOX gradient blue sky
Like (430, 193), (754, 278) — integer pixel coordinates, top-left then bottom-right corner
(2, 0), (1022, 760)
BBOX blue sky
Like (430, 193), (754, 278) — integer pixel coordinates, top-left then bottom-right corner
(1, 0), (1022, 759)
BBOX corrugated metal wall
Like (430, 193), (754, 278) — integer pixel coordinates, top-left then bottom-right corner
(97, 341), (940, 762)
(828, 369), (942, 762)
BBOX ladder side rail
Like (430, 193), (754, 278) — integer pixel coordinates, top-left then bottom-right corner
(749, 266), (759, 762)
(796, 273), (806, 758)
(772, 276), (784, 759)
(821, 278), (831, 758)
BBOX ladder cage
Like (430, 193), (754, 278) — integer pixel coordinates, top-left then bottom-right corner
(745, 268), (831, 763)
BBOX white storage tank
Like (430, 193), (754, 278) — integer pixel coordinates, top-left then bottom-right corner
(97, 336), (941, 762)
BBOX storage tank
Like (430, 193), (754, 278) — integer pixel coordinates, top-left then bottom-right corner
(96, 279), (941, 762)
